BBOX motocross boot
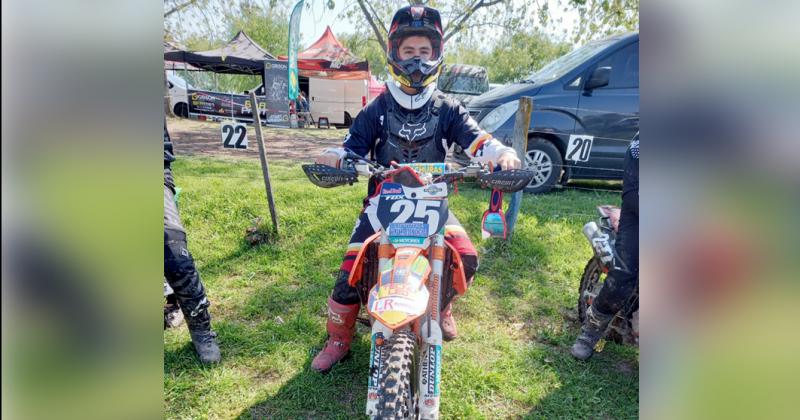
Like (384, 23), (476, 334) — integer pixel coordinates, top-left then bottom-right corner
(441, 303), (458, 341)
(311, 297), (360, 373)
(570, 305), (615, 361)
(181, 298), (221, 364)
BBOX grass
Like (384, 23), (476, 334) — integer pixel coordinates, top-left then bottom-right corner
(164, 155), (638, 419)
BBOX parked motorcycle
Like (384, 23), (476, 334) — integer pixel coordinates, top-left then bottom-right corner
(303, 154), (533, 419)
(578, 205), (639, 345)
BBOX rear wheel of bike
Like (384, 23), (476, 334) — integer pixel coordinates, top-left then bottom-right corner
(376, 330), (416, 420)
(578, 257), (627, 344)
(578, 258), (604, 322)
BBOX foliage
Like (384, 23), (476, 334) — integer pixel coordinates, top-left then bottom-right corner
(338, 30), (391, 79)
(445, 31), (571, 84)
(165, 0), (292, 93)
(567, 0), (640, 44)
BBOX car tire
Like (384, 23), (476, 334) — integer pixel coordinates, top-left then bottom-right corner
(173, 102), (189, 118)
(524, 137), (562, 194)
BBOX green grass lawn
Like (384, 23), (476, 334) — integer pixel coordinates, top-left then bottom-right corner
(164, 156), (638, 419)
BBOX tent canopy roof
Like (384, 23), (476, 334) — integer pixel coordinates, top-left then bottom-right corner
(163, 31), (274, 75)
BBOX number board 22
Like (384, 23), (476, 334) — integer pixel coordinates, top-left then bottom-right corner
(566, 134), (594, 162)
(221, 122), (248, 149)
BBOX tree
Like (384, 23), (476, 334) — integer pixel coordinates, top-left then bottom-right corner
(564, 0), (639, 44)
(339, 30), (390, 79)
(165, 0), (292, 94)
(444, 30), (570, 84)
(345, 0), (530, 54)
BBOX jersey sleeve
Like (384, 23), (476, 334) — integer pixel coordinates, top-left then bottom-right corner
(342, 96), (384, 158)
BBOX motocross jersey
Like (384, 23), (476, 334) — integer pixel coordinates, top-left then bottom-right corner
(342, 88), (514, 170)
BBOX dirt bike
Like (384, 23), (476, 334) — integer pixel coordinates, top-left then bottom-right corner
(578, 205), (639, 346)
(303, 154), (533, 419)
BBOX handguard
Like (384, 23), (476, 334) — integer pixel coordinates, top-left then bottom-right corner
(477, 169), (535, 193)
(302, 164), (358, 188)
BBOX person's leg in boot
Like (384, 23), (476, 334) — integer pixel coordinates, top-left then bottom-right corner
(570, 304), (616, 360)
(165, 226), (221, 364)
(311, 272), (361, 373)
(181, 297), (221, 364)
(312, 212), (374, 372)
(571, 193), (638, 360)
(441, 218), (479, 341)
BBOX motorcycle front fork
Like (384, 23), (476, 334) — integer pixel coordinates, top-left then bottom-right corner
(365, 234), (446, 419)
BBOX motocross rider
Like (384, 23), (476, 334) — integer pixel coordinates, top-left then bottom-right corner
(164, 118), (221, 364)
(311, 5), (522, 373)
(571, 133), (639, 360)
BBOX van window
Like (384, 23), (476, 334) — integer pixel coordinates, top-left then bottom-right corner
(523, 37), (616, 85)
(593, 42), (639, 89)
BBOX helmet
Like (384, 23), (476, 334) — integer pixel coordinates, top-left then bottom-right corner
(386, 5), (444, 90)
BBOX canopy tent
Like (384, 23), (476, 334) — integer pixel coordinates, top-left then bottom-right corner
(279, 26), (369, 80)
(368, 75), (386, 100)
(163, 31), (275, 75)
(164, 41), (200, 70)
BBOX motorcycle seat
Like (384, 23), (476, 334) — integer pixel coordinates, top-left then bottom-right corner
(597, 205), (621, 231)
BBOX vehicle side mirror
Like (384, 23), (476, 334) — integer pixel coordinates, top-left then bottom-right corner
(585, 66), (611, 90)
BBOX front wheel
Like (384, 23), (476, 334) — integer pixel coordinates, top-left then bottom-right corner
(376, 330), (416, 420)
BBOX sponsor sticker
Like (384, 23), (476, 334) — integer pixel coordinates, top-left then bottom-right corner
(389, 223), (429, 238)
(381, 183), (404, 196)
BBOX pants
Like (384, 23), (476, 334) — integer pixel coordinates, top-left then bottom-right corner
(593, 191), (639, 315)
(164, 185), (207, 310)
(331, 209), (479, 305)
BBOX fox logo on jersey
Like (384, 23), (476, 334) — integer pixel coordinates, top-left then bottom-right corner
(399, 123), (427, 141)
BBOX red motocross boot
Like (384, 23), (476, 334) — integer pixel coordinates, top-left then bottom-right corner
(441, 303), (458, 341)
(311, 297), (360, 373)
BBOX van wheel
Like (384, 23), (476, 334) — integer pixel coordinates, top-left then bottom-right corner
(524, 137), (562, 194)
(173, 103), (188, 118)
(343, 112), (353, 127)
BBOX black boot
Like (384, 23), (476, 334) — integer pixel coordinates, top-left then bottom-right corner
(181, 298), (221, 364)
(570, 305), (615, 361)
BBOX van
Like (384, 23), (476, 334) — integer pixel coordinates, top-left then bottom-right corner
(249, 77), (368, 126)
(308, 78), (368, 126)
(166, 72), (192, 117)
(466, 32), (639, 193)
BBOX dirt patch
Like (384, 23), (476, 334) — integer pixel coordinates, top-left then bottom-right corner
(167, 117), (345, 162)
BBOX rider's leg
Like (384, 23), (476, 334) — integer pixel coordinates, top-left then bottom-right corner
(572, 192), (638, 360)
(164, 186), (220, 364)
(441, 212), (479, 341)
(312, 212), (376, 373)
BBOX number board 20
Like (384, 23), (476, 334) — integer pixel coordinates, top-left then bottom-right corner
(566, 134), (594, 163)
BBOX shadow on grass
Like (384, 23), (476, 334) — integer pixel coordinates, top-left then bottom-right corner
(523, 330), (639, 419)
(234, 334), (373, 420)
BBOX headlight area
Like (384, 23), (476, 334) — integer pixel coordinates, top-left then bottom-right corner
(478, 100), (519, 133)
